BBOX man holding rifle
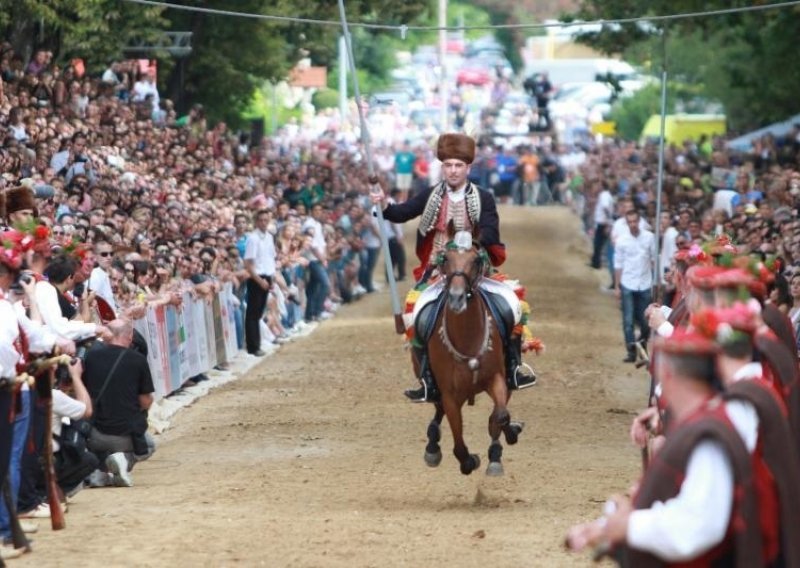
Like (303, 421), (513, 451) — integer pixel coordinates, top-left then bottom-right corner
(0, 228), (72, 557)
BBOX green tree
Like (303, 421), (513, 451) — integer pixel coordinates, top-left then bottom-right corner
(566, 0), (800, 130)
(162, 0), (428, 125)
(0, 0), (165, 65)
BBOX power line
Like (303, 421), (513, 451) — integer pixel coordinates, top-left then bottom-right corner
(122, 0), (800, 32)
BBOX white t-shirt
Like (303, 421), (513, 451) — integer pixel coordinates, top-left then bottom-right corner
(52, 390), (87, 453)
(594, 190), (614, 225)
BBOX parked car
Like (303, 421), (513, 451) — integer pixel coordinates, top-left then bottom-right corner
(456, 65), (492, 86)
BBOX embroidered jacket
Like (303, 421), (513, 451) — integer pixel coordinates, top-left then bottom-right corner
(381, 181), (506, 281)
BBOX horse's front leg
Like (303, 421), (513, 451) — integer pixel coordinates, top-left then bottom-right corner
(486, 372), (510, 476)
(442, 396), (480, 475)
(424, 403), (445, 467)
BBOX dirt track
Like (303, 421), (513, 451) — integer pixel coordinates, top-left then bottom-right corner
(21, 206), (644, 567)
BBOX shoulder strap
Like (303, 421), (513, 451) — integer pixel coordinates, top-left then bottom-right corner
(93, 349), (126, 406)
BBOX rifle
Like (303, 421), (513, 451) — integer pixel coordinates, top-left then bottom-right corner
(30, 355), (71, 531)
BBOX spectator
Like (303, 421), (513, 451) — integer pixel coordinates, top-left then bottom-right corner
(243, 209), (277, 356)
(85, 319), (155, 487)
(614, 209), (656, 363)
(302, 203), (332, 320)
(394, 141), (415, 200)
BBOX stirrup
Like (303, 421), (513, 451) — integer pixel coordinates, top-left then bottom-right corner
(404, 380), (438, 403)
(511, 363), (537, 390)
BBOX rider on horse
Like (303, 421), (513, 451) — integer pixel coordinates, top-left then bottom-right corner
(371, 133), (537, 402)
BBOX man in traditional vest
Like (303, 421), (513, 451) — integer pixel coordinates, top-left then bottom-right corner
(710, 266), (800, 459)
(567, 329), (761, 566)
(371, 133), (536, 402)
(693, 302), (800, 567)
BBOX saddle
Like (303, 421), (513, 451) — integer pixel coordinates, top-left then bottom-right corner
(414, 285), (515, 347)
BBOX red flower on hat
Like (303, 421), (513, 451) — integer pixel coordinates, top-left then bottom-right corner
(691, 309), (722, 341)
(34, 225), (50, 240)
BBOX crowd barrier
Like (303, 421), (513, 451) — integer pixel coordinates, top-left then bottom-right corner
(133, 283), (240, 401)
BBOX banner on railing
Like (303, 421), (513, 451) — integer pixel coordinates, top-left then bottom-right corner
(134, 284), (243, 401)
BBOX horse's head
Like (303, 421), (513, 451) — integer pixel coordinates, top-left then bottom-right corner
(438, 222), (487, 314)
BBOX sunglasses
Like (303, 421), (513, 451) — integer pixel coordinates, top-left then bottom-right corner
(98, 251), (113, 257)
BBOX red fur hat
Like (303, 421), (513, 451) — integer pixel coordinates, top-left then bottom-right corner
(436, 133), (476, 164)
(5, 186), (36, 217)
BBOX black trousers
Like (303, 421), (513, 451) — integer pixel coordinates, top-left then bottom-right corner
(245, 275), (271, 353)
(387, 237), (406, 281)
(591, 223), (608, 269)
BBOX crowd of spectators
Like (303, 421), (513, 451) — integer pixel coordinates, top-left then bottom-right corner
(575, 130), (800, 359)
(0, 42), (429, 558)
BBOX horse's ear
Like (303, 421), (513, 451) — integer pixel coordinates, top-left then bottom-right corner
(447, 219), (457, 240)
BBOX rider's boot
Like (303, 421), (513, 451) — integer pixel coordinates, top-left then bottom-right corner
(405, 345), (440, 403)
(506, 336), (537, 390)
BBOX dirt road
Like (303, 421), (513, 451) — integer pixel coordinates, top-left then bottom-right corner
(21, 206), (644, 567)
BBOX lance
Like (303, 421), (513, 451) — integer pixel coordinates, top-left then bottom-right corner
(337, 0), (405, 334)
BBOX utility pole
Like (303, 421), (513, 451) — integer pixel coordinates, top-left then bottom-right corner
(438, 0), (448, 132)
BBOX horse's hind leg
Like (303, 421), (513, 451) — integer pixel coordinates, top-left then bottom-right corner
(424, 403), (445, 468)
(442, 397), (480, 475)
(486, 373), (510, 476)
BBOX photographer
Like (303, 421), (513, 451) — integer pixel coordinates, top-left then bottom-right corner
(49, 131), (94, 185)
(18, 359), (96, 517)
(84, 319), (154, 488)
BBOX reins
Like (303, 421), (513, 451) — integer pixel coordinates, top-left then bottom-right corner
(438, 247), (495, 406)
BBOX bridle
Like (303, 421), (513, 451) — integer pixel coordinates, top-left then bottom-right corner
(442, 241), (485, 300)
(438, 242), (494, 373)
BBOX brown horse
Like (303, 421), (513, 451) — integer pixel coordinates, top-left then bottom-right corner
(421, 224), (524, 476)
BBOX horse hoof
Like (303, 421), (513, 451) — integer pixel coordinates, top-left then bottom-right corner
(486, 462), (504, 477)
(460, 455), (481, 475)
(424, 451), (443, 468)
(505, 421), (525, 445)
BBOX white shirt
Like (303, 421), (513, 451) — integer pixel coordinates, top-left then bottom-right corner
(659, 226), (679, 285)
(614, 229), (656, 291)
(0, 295), (56, 378)
(724, 362), (763, 454)
(301, 217), (327, 259)
(593, 190), (614, 225)
(34, 280), (97, 341)
(88, 267), (117, 314)
(52, 390), (87, 453)
(50, 150), (71, 174)
(13, 303), (57, 353)
(611, 216), (651, 244)
(244, 230), (276, 276)
(0, 299), (21, 378)
(713, 190), (737, 218)
(627, 440), (734, 561)
(132, 80), (159, 106)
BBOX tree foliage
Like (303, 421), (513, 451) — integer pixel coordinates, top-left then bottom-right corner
(0, 0), (429, 125)
(0, 0), (165, 64)
(566, 0), (800, 130)
(161, 0), (428, 125)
